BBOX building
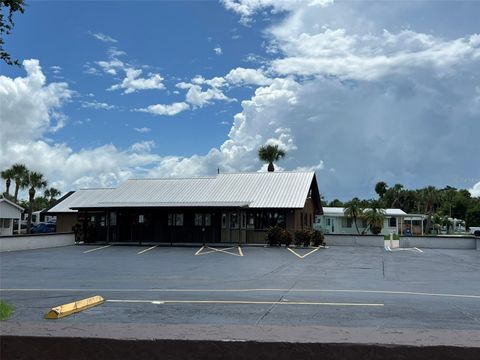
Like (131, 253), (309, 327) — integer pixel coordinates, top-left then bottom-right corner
(49, 171), (323, 244)
(0, 197), (24, 236)
(315, 207), (415, 236)
(47, 189), (115, 233)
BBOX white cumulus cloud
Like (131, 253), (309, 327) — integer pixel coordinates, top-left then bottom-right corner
(109, 68), (165, 94)
(135, 102), (190, 116)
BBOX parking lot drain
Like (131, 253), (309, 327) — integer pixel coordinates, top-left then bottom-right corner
(44, 295), (104, 319)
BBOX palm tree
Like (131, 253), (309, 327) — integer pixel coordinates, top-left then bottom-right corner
(258, 144), (286, 172)
(420, 186), (440, 233)
(11, 163), (28, 202)
(1, 167), (15, 195)
(44, 187), (61, 206)
(343, 198), (364, 235)
(374, 181), (388, 198)
(363, 202), (386, 235)
(25, 171), (47, 234)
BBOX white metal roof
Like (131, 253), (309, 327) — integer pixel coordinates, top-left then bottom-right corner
(0, 197), (24, 212)
(322, 207), (407, 216)
(47, 188), (115, 213)
(75, 171), (317, 209)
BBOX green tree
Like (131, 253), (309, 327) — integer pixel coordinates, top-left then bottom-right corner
(328, 199), (344, 207)
(466, 202), (480, 227)
(374, 181), (388, 198)
(363, 207), (386, 235)
(1, 0), (26, 66)
(343, 198), (364, 235)
(10, 163), (28, 202)
(258, 144), (286, 172)
(1, 167), (14, 195)
(25, 171), (47, 233)
(419, 186), (440, 233)
(44, 187), (61, 207)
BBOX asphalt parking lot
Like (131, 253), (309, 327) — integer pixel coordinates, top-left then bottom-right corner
(1, 244), (480, 346)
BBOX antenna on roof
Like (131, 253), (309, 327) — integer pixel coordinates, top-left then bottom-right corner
(217, 167), (220, 174)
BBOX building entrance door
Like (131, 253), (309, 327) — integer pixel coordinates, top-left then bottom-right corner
(325, 217), (335, 233)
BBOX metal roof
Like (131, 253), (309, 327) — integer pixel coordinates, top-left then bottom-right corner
(47, 188), (115, 213)
(74, 171), (317, 209)
(322, 207), (407, 216)
(0, 197), (24, 212)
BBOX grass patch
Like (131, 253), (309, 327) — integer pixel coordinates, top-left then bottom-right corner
(0, 299), (15, 320)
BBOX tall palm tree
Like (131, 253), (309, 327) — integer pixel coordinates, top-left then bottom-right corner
(374, 181), (388, 199)
(1, 167), (15, 195)
(25, 171), (47, 233)
(420, 186), (440, 234)
(343, 198), (364, 235)
(11, 163), (28, 202)
(258, 144), (286, 172)
(44, 187), (61, 206)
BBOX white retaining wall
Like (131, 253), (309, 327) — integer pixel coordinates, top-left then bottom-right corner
(324, 235), (384, 247)
(0, 233), (75, 252)
(325, 234), (479, 250)
(400, 236), (478, 250)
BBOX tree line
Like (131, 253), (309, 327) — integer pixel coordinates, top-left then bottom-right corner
(327, 182), (480, 233)
(1, 163), (61, 233)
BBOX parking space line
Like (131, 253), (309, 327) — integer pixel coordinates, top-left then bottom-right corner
(137, 245), (158, 255)
(2, 288), (480, 299)
(83, 245), (111, 253)
(106, 299), (384, 307)
(287, 247), (320, 259)
(194, 246), (205, 256)
(195, 246), (243, 257)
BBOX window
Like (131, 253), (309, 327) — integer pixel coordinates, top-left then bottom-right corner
(175, 213), (184, 226)
(194, 214), (203, 226)
(109, 212), (117, 226)
(230, 213), (239, 229)
(194, 213), (212, 227)
(241, 212), (246, 229)
(247, 213), (255, 229)
(2, 219), (11, 228)
(361, 219), (368, 228)
(342, 218), (353, 228)
(389, 217), (397, 227)
(222, 213), (227, 228)
(168, 213), (184, 226)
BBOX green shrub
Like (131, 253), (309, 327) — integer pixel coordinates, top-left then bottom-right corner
(266, 226), (291, 246)
(282, 230), (293, 247)
(0, 300), (14, 321)
(294, 230), (311, 247)
(383, 234), (400, 240)
(311, 229), (325, 246)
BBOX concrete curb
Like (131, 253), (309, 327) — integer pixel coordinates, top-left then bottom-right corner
(44, 296), (104, 319)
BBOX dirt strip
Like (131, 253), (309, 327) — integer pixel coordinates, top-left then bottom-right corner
(1, 336), (479, 360)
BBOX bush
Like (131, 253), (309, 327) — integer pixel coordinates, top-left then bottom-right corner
(311, 229), (325, 247)
(266, 226), (292, 246)
(294, 230), (311, 247)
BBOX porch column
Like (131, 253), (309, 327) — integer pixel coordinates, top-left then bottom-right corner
(421, 217), (424, 235)
(17, 216), (21, 233)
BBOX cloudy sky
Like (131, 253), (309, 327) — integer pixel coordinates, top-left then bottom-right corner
(0, 0), (479, 201)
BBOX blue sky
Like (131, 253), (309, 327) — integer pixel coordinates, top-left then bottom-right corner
(1, 0), (479, 200)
